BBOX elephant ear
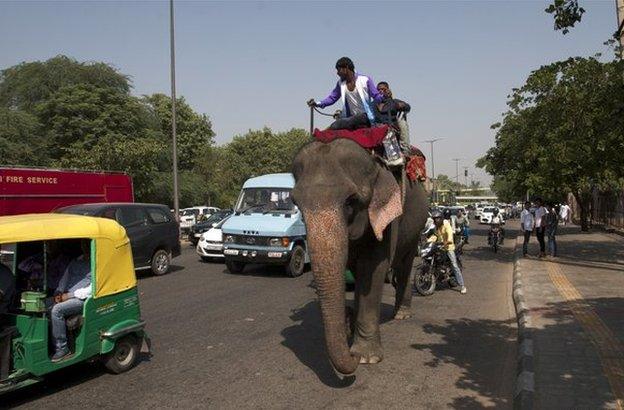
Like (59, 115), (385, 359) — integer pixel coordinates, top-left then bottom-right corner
(368, 169), (403, 241)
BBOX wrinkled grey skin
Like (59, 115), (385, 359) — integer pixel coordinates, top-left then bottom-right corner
(292, 139), (429, 375)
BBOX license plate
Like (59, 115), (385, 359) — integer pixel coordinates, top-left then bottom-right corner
(206, 245), (221, 251)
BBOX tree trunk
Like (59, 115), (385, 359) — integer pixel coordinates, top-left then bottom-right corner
(574, 191), (591, 231)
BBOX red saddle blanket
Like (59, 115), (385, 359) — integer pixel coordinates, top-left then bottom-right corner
(313, 125), (389, 149)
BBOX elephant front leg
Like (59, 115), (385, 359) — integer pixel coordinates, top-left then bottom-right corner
(392, 249), (417, 320)
(350, 245), (388, 364)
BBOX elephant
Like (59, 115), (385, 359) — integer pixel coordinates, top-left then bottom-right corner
(292, 138), (429, 375)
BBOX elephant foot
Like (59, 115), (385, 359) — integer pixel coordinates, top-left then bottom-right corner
(393, 307), (412, 320)
(351, 339), (383, 365)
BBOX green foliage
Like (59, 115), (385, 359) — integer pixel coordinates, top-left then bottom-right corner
(0, 55), (130, 111)
(545, 0), (585, 34)
(198, 128), (311, 207)
(143, 94), (215, 170)
(0, 108), (48, 166)
(478, 57), (624, 229)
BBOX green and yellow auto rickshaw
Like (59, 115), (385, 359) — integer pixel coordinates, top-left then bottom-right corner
(0, 214), (149, 395)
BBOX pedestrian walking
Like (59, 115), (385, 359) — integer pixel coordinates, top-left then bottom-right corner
(559, 202), (571, 225)
(545, 202), (558, 257)
(520, 201), (534, 257)
(534, 198), (547, 258)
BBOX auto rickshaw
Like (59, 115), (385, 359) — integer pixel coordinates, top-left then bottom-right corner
(0, 214), (149, 395)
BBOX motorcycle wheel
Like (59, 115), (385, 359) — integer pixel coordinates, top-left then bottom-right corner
(414, 267), (436, 296)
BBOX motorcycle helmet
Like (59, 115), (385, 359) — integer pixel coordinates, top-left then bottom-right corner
(443, 208), (451, 220)
(493, 208), (499, 215)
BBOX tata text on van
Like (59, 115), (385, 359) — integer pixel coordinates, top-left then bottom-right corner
(221, 173), (308, 277)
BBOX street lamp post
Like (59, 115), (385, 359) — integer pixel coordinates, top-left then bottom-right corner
(169, 0), (180, 220)
(423, 138), (443, 203)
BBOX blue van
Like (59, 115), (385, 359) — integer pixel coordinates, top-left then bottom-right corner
(221, 173), (309, 277)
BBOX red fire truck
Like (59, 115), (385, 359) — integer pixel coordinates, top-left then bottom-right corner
(0, 167), (134, 216)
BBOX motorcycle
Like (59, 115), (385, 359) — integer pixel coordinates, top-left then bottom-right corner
(413, 241), (463, 296)
(488, 224), (502, 253)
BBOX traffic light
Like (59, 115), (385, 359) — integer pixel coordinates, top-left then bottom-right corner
(464, 169), (468, 177)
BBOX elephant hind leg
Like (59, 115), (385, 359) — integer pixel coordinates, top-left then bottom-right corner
(393, 249), (418, 320)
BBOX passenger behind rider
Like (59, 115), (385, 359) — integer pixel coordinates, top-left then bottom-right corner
(427, 210), (467, 294)
(488, 208), (505, 245)
(49, 239), (92, 362)
(307, 57), (384, 131)
(455, 210), (470, 245)
(375, 81), (412, 149)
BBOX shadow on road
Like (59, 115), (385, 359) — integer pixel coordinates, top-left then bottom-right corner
(411, 296), (624, 408)
(280, 300), (397, 388)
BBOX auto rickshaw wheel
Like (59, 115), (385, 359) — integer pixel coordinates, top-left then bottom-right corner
(151, 249), (171, 276)
(103, 335), (140, 374)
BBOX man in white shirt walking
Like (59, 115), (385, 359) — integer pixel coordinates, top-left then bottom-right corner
(534, 198), (547, 258)
(520, 201), (534, 257)
(559, 203), (571, 225)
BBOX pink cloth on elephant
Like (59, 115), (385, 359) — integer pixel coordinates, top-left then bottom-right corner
(313, 125), (389, 149)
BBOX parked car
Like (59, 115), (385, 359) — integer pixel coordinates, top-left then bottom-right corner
(57, 203), (181, 275)
(189, 209), (233, 246)
(179, 206), (220, 236)
(196, 215), (231, 261)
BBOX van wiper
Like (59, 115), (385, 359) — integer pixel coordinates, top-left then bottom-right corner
(236, 203), (268, 215)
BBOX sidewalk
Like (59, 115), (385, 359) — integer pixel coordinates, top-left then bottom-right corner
(512, 225), (624, 409)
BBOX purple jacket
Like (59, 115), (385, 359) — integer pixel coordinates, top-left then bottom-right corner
(318, 73), (384, 118)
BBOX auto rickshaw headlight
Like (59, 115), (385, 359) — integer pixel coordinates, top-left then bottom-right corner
(224, 235), (234, 244)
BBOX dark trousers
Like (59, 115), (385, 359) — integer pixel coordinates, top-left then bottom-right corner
(329, 113), (370, 131)
(522, 230), (531, 255)
(535, 227), (546, 254)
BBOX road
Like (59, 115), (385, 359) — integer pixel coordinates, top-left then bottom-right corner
(4, 222), (518, 409)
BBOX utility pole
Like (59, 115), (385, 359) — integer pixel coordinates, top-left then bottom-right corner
(617, 0), (624, 57)
(170, 0), (180, 220)
(423, 138), (443, 203)
(452, 158), (461, 185)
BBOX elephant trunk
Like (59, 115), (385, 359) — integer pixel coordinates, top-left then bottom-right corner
(303, 207), (359, 375)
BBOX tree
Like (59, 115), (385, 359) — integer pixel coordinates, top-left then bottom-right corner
(0, 55), (130, 111)
(545, 0), (585, 34)
(37, 84), (153, 159)
(143, 94), (215, 171)
(0, 108), (47, 166)
(478, 57), (624, 230)
(200, 128), (311, 207)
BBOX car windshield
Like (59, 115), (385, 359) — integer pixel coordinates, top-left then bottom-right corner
(235, 188), (295, 214)
(483, 207), (496, 213)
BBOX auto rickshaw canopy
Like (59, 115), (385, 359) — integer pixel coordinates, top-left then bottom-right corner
(0, 214), (136, 298)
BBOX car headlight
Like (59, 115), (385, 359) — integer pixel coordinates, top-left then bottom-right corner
(224, 235), (234, 244)
(269, 238), (281, 247)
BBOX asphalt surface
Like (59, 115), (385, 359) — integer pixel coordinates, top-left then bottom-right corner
(3, 222), (518, 409)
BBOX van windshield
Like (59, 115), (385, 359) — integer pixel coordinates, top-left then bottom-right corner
(235, 188), (294, 214)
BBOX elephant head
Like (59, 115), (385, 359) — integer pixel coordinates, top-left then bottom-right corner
(292, 139), (402, 374)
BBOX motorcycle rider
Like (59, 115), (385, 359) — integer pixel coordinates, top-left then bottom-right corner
(488, 208), (505, 245)
(427, 210), (467, 294)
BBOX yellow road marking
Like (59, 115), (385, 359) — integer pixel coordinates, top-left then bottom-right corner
(547, 261), (624, 410)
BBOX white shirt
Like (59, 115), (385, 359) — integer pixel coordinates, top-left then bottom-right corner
(534, 206), (547, 228)
(345, 87), (365, 115)
(559, 205), (570, 219)
(520, 209), (534, 231)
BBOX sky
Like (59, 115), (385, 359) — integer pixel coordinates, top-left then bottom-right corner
(0, 0), (617, 184)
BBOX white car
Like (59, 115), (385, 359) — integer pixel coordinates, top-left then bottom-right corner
(196, 216), (229, 261)
(480, 207), (497, 224)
